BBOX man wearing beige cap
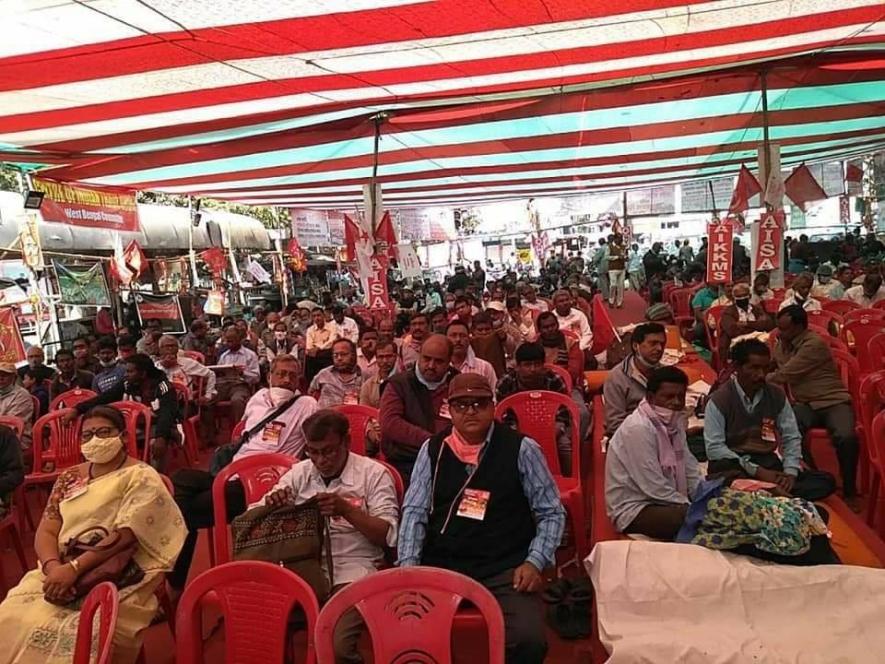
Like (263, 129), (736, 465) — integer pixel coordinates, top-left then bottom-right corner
(399, 373), (565, 664)
(0, 362), (34, 450)
(717, 282), (774, 362)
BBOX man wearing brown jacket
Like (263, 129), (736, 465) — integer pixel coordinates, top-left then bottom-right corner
(769, 304), (859, 509)
(717, 282), (774, 363)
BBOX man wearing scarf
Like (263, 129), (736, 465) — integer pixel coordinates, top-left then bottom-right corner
(399, 373), (564, 664)
(605, 366), (701, 540)
(717, 282), (774, 363)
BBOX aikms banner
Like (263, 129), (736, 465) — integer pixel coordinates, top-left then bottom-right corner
(706, 221), (733, 285)
(0, 308), (26, 364)
(135, 293), (185, 334)
(53, 261), (111, 306)
(33, 177), (140, 232)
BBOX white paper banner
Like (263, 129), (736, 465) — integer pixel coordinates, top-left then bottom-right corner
(396, 243), (422, 278)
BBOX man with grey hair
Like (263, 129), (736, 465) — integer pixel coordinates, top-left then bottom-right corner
(156, 335), (216, 402)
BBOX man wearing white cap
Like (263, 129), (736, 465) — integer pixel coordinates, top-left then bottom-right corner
(0, 363), (34, 449)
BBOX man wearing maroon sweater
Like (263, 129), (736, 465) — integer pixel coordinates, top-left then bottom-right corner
(380, 334), (457, 485)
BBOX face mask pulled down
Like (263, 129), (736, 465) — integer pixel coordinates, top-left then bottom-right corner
(81, 435), (124, 464)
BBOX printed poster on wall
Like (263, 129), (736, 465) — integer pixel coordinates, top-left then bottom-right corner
(0, 308), (26, 364)
(135, 293), (186, 334)
(291, 208), (330, 246)
(33, 177), (140, 233)
(53, 261), (111, 306)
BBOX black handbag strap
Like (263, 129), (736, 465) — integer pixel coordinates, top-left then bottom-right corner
(240, 394), (302, 444)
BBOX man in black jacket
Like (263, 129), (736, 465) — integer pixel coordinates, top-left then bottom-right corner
(0, 424), (24, 517)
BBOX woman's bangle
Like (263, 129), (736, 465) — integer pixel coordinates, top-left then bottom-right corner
(40, 558), (60, 574)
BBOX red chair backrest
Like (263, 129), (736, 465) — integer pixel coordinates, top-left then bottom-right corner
(858, 371), (885, 472)
(110, 401), (153, 460)
(49, 388), (97, 412)
(807, 308), (844, 333)
(762, 298), (783, 314)
(211, 453), (296, 564)
(495, 391), (579, 478)
(561, 328), (579, 343)
(333, 404), (379, 456)
(844, 308), (885, 325)
(171, 382), (192, 419)
(31, 394), (41, 420)
(874, 300), (885, 311)
(315, 567), (505, 664)
(231, 420), (246, 442)
(74, 582), (119, 664)
(704, 305), (727, 333)
(831, 348), (861, 404)
(770, 288), (786, 298)
(873, 410), (885, 481)
(32, 409), (83, 474)
(823, 299), (861, 316)
(841, 317), (885, 367)
(181, 350), (205, 364)
(373, 457), (404, 505)
(0, 415), (25, 437)
(868, 332), (885, 371)
(668, 288), (693, 318)
(176, 561), (319, 664)
(545, 363), (574, 393)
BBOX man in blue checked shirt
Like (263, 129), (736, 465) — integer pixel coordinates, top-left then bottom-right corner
(398, 373), (565, 664)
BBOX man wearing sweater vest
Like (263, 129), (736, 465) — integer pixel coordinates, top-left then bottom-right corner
(398, 373), (565, 664)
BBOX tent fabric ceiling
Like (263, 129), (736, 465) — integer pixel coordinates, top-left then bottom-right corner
(1, 0), (884, 208)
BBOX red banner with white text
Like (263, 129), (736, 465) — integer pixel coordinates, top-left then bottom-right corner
(706, 221), (734, 284)
(755, 210), (784, 271)
(0, 308), (26, 364)
(364, 252), (392, 312)
(32, 177), (140, 232)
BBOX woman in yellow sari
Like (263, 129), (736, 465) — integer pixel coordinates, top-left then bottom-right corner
(0, 405), (186, 663)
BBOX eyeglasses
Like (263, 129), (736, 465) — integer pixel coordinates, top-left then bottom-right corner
(449, 399), (492, 414)
(80, 427), (119, 442)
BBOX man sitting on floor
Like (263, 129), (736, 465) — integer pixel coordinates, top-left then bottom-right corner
(261, 410), (399, 664)
(606, 366), (701, 540)
(399, 373), (565, 664)
(603, 322), (666, 437)
(168, 354), (318, 599)
(704, 339), (835, 501)
(769, 305), (860, 509)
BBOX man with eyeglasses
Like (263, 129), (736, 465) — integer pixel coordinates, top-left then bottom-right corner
(399, 373), (565, 664)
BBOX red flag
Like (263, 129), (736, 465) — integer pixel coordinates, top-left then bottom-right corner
(343, 214), (365, 262)
(123, 240), (147, 278)
(287, 237), (307, 273)
(200, 247), (227, 275)
(374, 211), (398, 259)
(727, 165), (762, 215)
(590, 294), (618, 355)
(784, 164), (827, 210)
(846, 162), (863, 183)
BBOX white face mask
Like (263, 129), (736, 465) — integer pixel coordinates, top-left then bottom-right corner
(651, 404), (676, 424)
(274, 332), (287, 341)
(269, 386), (295, 405)
(81, 435), (124, 464)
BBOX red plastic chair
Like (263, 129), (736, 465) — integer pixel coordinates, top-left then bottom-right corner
(111, 401), (153, 460)
(872, 411), (885, 537)
(874, 300), (885, 311)
(333, 404), (379, 456)
(30, 394), (41, 420)
(231, 420), (246, 442)
(868, 332), (885, 372)
(841, 316), (885, 368)
(181, 350), (206, 364)
(172, 383), (200, 466)
(668, 288), (695, 337)
(0, 416), (29, 533)
(807, 309), (844, 335)
(0, 484), (28, 595)
(823, 299), (861, 316)
(703, 305), (727, 370)
(49, 388), (97, 412)
(858, 372), (885, 527)
(176, 561), (320, 664)
(211, 452), (296, 564)
(762, 298), (784, 314)
(495, 391), (586, 560)
(315, 567), (505, 664)
(28, 409), (82, 485)
(74, 582), (119, 664)
(374, 457), (404, 505)
(845, 308), (885, 325)
(544, 363), (574, 394)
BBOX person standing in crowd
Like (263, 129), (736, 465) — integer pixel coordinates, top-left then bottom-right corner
(704, 340), (833, 501)
(844, 272), (885, 307)
(0, 363), (34, 449)
(181, 318), (215, 363)
(642, 242), (667, 284)
(472, 259), (487, 293)
(310, 339), (364, 409)
(49, 349), (94, 402)
(117, 334), (137, 362)
(73, 354), (180, 470)
(19, 346), (54, 384)
(169, 355), (318, 600)
(627, 242), (645, 293)
(91, 336), (127, 394)
(401, 313), (430, 367)
(380, 334), (457, 483)
(592, 237), (610, 300)
(136, 319), (164, 358)
(607, 234), (627, 309)
(447, 264), (470, 293)
(769, 306), (859, 509)
(678, 239), (695, 266)
(330, 304), (360, 344)
(72, 336), (100, 374)
(261, 409), (399, 662)
(780, 272), (822, 311)
(551, 290), (593, 350)
(359, 340), (398, 409)
(716, 283), (774, 363)
(306, 308), (335, 383)
(750, 272), (774, 305)
(446, 320), (497, 389)
(216, 326), (260, 425)
(398, 373), (565, 664)
(603, 323), (666, 437)
(157, 335), (216, 403)
(606, 366), (700, 539)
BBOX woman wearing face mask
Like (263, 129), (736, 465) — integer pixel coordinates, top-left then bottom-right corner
(717, 283), (774, 365)
(605, 367), (701, 540)
(0, 406), (185, 664)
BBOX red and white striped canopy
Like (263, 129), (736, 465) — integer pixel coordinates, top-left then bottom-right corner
(2, 0), (884, 207)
